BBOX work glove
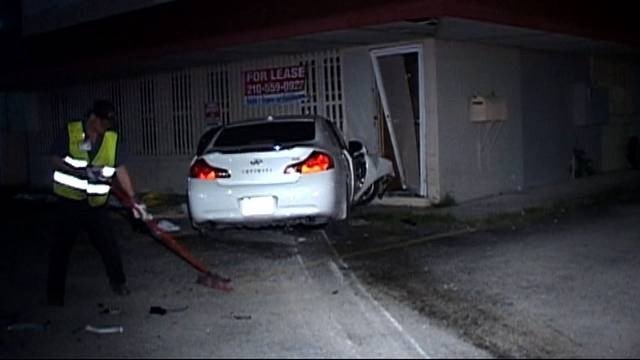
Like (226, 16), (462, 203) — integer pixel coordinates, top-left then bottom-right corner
(86, 166), (112, 182)
(131, 197), (153, 221)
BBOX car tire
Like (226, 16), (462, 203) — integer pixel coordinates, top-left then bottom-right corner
(326, 189), (350, 242)
(355, 181), (380, 206)
(188, 205), (222, 240)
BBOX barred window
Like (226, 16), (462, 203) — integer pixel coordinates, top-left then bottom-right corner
(171, 72), (193, 155)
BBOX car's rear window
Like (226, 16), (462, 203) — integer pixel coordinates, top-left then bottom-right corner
(213, 121), (315, 147)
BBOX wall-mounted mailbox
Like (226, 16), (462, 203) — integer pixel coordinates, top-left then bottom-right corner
(470, 94), (507, 123)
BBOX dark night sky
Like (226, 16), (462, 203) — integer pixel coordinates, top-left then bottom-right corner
(1, 0), (638, 89)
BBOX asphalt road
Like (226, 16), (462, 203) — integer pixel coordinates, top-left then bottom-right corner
(0, 195), (485, 358)
(342, 192), (640, 358)
(2, 187), (639, 358)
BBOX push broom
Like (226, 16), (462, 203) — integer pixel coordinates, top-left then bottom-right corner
(111, 187), (232, 292)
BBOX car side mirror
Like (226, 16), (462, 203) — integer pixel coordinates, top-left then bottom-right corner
(348, 140), (365, 155)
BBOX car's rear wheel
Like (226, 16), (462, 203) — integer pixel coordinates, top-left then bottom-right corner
(326, 185), (350, 242)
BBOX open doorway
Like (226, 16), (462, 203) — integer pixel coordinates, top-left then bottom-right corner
(371, 45), (425, 196)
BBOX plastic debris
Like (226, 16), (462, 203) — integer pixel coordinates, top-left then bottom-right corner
(6, 321), (50, 332)
(84, 324), (124, 334)
(149, 306), (167, 316)
(99, 306), (121, 315)
(350, 218), (370, 226)
(149, 306), (189, 316)
(443, 283), (458, 291)
(156, 219), (181, 233)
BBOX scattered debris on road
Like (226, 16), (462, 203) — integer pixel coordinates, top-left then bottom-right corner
(350, 218), (370, 226)
(84, 324), (124, 334)
(112, 188), (233, 292)
(149, 306), (189, 316)
(156, 219), (181, 233)
(98, 303), (121, 315)
(5, 321), (50, 332)
(149, 306), (168, 316)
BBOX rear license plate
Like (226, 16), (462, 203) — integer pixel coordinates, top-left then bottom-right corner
(239, 196), (276, 216)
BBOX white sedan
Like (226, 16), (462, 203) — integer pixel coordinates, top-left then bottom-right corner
(187, 115), (393, 230)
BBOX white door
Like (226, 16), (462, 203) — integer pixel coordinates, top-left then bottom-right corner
(371, 45), (426, 195)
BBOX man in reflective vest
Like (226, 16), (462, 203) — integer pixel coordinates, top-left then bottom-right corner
(47, 99), (148, 307)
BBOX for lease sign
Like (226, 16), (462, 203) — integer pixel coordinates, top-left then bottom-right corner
(244, 65), (306, 105)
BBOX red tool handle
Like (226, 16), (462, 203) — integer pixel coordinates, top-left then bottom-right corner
(110, 187), (209, 274)
(110, 187), (232, 291)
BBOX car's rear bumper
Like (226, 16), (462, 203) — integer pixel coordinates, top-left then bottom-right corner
(188, 171), (344, 227)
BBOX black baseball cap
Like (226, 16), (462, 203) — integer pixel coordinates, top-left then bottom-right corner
(91, 99), (115, 121)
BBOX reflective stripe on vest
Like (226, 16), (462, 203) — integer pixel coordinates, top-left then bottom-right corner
(53, 171), (111, 195)
(53, 121), (118, 206)
(63, 156), (89, 169)
(54, 171), (87, 191)
(87, 183), (111, 195)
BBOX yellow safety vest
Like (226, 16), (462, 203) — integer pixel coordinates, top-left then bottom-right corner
(53, 121), (118, 207)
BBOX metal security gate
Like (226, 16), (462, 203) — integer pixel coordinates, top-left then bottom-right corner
(226, 51), (344, 131)
(32, 50), (344, 158)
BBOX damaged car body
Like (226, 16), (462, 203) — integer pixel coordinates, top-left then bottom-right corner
(188, 115), (394, 230)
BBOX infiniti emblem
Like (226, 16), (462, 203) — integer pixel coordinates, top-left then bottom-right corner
(250, 158), (263, 166)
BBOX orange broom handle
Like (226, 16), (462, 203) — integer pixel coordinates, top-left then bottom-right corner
(110, 187), (209, 274)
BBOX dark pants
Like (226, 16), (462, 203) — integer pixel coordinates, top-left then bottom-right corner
(47, 199), (126, 304)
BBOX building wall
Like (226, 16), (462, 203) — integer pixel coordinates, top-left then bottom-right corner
(519, 53), (639, 188)
(435, 40), (524, 202)
(520, 50), (590, 188)
(23, 38), (640, 199)
(591, 57), (638, 172)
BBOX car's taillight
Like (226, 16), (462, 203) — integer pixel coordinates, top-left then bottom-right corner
(190, 159), (230, 180)
(285, 151), (334, 174)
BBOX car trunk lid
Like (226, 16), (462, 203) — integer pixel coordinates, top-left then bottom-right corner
(200, 146), (316, 185)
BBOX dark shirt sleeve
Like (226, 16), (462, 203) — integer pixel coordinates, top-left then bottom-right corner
(115, 144), (128, 167)
(50, 131), (68, 157)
